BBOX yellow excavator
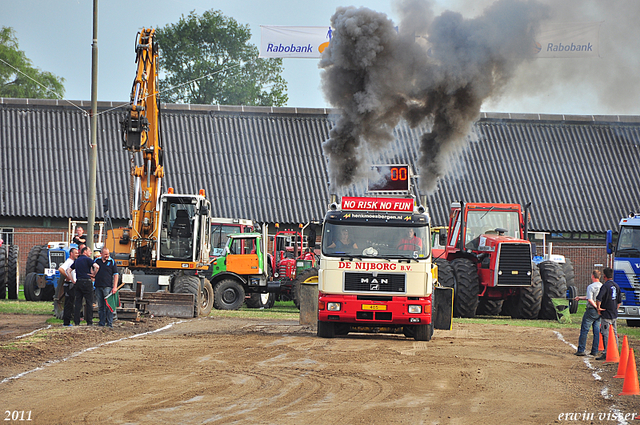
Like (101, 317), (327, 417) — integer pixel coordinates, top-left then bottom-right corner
(105, 28), (213, 318)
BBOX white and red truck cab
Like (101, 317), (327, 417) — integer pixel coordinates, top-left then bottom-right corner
(317, 165), (452, 341)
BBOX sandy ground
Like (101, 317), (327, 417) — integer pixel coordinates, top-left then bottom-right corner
(1, 314), (639, 424)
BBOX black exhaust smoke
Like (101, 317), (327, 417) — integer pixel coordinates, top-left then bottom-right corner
(320, 0), (549, 193)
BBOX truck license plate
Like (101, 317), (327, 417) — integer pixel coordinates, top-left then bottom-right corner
(362, 304), (387, 311)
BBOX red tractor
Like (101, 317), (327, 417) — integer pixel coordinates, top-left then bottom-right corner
(271, 225), (318, 309)
(434, 201), (566, 320)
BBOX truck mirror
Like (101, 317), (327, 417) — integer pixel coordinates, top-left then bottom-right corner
(606, 230), (613, 254)
(438, 232), (447, 246)
(308, 228), (317, 248)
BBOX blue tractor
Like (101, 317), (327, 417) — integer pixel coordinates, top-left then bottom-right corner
(24, 242), (72, 318)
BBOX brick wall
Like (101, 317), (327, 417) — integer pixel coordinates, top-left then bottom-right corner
(545, 245), (610, 295)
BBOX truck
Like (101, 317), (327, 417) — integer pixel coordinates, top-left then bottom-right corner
(104, 28), (213, 318)
(317, 164), (453, 341)
(211, 218), (255, 253)
(433, 201), (568, 320)
(606, 213), (640, 327)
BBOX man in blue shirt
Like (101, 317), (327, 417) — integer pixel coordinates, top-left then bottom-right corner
(70, 246), (98, 326)
(595, 267), (622, 360)
(93, 247), (119, 327)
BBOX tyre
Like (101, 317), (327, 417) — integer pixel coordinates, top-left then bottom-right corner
(476, 299), (504, 316)
(213, 279), (245, 310)
(200, 278), (214, 316)
(293, 267), (318, 310)
(173, 274), (201, 317)
(567, 285), (578, 314)
(451, 258), (479, 318)
(317, 320), (335, 338)
(414, 324), (433, 341)
(246, 292), (275, 309)
(435, 258), (455, 289)
(503, 263), (543, 319)
(25, 245), (44, 276)
(538, 261), (567, 320)
(0, 246), (6, 299)
(562, 258), (576, 289)
(24, 272), (38, 302)
(34, 248), (54, 301)
(7, 245), (19, 299)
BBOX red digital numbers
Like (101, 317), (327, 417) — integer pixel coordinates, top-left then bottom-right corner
(368, 165), (410, 192)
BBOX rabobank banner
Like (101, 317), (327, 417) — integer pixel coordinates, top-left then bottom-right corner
(260, 26), (332, 58)
(534, 22), (601, 58)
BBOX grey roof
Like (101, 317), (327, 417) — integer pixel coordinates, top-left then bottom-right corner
(2, 97), (640, 233)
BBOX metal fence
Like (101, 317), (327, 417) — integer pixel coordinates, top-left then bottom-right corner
(2, 231), (67, 285)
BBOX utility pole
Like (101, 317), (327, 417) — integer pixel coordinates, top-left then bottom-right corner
(87, 0), (98, 252)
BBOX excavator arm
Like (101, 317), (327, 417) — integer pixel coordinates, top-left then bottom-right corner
(118, 28), (165, 263)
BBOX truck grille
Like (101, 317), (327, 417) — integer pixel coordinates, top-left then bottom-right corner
(626, 273), (640, 290)
(49, 251), (67, 269)
(495, 243), (532, 286)
(344, 272), (405, 293)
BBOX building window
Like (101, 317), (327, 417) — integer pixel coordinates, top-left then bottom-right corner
(1, 228), (14, 245)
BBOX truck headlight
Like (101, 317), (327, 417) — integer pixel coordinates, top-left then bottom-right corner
(408, 305), (422, 314)
(327, 302), (341, 311)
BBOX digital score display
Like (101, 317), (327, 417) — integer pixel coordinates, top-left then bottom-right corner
(368, 165), (410, 192)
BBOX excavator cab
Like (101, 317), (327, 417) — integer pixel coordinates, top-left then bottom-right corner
(158, 194), (211, 264)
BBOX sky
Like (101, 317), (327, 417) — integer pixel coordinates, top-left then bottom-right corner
(3, 0), (640, 115)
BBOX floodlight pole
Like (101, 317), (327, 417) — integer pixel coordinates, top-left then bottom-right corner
(87, 0), (98, 252)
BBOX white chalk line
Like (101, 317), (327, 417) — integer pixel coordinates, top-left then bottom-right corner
(14, 325), (52, 339)
(554, 330), (629, 425)
(1, 320), (186, 385)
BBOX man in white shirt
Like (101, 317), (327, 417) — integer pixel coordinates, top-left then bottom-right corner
(58, 248), (79, 327)
(574, 270), (603, 356)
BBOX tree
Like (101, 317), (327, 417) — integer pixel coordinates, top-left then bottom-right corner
(0, 27), (65, 99)
(156, 9), (287, 106)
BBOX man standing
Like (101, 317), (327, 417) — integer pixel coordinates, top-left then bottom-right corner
(93, 247), (119, 328)
(70, 246), (98, 326)
(58, 248), (79, 327)
(595, 267), (622, 360)
(574, 270), (602, 356)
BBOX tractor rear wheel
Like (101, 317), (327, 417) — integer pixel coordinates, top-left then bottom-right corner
(435, 259), (455, 289)
(292, 267), (318, 310)
(476, 299), (504, 316)
(7, 245), (19, 299)
(34, 248), (54, 301)
(0, 246), (6, 299)
(26, 245), (44, 275)
(451, 258), (479, 318)
(538, 261), (567, 320)
(173, 274), (201, 317)
(213, 279), (245, 310)
(200, 279), (214, 316)
(503, 263), (543, 319)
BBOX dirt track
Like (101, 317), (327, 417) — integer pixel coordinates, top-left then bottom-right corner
(1, 314), (639, 424)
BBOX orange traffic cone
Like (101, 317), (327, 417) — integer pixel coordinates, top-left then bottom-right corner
(599, 332), (604, 351)
(614, 335), (629, 378)
(604, 325), (620, 363)
(619, 348), (640, 395)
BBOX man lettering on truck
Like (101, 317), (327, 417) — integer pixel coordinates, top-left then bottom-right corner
(595, 267), (622, 360)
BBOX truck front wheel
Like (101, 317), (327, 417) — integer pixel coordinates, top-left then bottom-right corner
(413, 324), (433, 341)
(213, 279), (245, 310)
(317, 320), (335, 338)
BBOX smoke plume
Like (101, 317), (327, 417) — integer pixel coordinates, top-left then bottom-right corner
(320, 0), (549, 193)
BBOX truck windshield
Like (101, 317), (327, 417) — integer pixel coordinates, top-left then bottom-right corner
(322, 223), (430, 259)
(465, 210), (520, 247)
(616, 226), (640, 257)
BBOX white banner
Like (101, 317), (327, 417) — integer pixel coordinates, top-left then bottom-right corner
(260, 26), (332, 58)
(534, 22), (601, 58)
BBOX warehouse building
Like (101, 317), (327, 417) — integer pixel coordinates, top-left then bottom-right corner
(2, 97), (640, 290)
